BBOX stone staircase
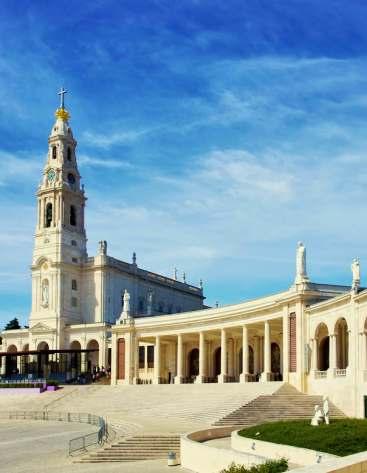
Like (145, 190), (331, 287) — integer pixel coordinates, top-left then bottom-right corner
(213, 384), (345, 427)
(76, 435), (180, 463)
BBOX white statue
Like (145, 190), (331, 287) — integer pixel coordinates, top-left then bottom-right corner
(295, 241), (309, 284)
(147, 289), (154, 315)
(323, 395), (329, 425)
(351, 258), (360, 292)
(98, 240), (107, 256)
(311, 404), (324, 426)
(41, 280), (49, 308)
(118, 289), (131, 323)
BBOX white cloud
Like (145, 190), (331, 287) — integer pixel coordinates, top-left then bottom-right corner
(78, 154), (133, 169)
(82, 129), (148, 148)
(0, 150), (41, 186)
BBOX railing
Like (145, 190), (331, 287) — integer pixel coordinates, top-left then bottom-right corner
(314, 370), (327, 379)
(334, 368), (347, 377)
(0, 411), (107, 455)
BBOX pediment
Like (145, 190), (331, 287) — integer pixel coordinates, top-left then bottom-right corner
(30, 322), (56, 334)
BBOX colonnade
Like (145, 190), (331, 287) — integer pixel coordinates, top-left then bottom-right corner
(130, 317), (287, 385)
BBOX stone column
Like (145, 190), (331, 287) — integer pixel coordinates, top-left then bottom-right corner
(228, 338), (234, 379)
(311, 338), (318, 371)
(81, 351), (88, 373)
(196, 332), (206, 384)
(261, 321), (271, 382)
(282, 309), (289, 381)
(153, 335), (161, 384)
(0, 356), (6, 376)
(218, 329), (227, 383)
(133, 336), (140, 384)
(175, 334), (184, 384)
(253, 335), (259, 375)
(240, 325), (249, 383)
(362, 332), (367, 371)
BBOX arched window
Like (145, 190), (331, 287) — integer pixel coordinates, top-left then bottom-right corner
(335, 318), (349, 369)
(45, 203), (52, 227)
(52, 146), (57, 159)
(70, 205), (76, 226)
(67, 147), (72, 161)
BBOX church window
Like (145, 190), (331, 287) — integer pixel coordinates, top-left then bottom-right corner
(158, 302), (164, 313)
(71, 279), (77, 291)
(71, 297), (78, 307)
(138, 298), (144, 313)
(52, 146), (57, 159)
(45, 203), (52, 228)
(67, 147), (72, 161)
(70, 205), (76, 226)
(147, 345), (154, 368)
(72, 257), (78, 263)
(68, 173), (75, 185)
(71, 240), (77, 246)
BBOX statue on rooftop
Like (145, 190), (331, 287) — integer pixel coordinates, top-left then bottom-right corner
(98, 240), (107, 256)
(351, 258), (360, 293)
(295, 241), (309, 284)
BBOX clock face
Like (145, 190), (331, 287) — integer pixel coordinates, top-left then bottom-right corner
(47, 169), (56, 183)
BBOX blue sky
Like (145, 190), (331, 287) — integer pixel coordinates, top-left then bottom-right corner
(1, 0), (367, 327)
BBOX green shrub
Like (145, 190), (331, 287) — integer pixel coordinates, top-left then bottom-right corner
(220, 459), (288, 473)
(239, 419), (367, 457)
(46, 380), (59, 386)
(0, 383), (43, 389)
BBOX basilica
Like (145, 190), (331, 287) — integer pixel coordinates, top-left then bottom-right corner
(1, 92), (367, 419)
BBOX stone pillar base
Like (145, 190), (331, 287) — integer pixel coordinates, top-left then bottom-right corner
(217, 374), (228, 384)
(174, 376), (184, 384)
(239, 373), (250, 383)
(195, 375), (207, 384)
(152, 377), (162, 385)
(260, 372), (271, 382)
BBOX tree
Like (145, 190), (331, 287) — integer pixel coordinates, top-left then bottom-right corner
(4, 318), (21, 330)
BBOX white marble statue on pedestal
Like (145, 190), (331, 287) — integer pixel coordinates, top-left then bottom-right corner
(311, 405), (324, 426)
(351, 258), (360, 293)
(323, 395), (329, 425)
(118, 289), (132, 324)
(295, 241), (310, 284)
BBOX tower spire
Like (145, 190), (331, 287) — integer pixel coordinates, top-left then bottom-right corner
(55, 87), (70, 122)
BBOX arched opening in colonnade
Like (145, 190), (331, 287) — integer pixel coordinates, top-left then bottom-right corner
(6, 345), (18, 376)
(86, 340), (99, 372)
(188, 348), (199, 378)
(315, 323), (329, 371)
(214, 347), (221, 377)
(271, 343), (281, 374)
(335, 318), (348, 369)
(70, 341), (82, 375)
(37, 342), (50, 377)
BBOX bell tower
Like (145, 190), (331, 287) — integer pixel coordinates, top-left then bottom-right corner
(29, 89), (87, 345)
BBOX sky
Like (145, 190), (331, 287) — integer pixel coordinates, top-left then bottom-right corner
(1, 0), (367, 327)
